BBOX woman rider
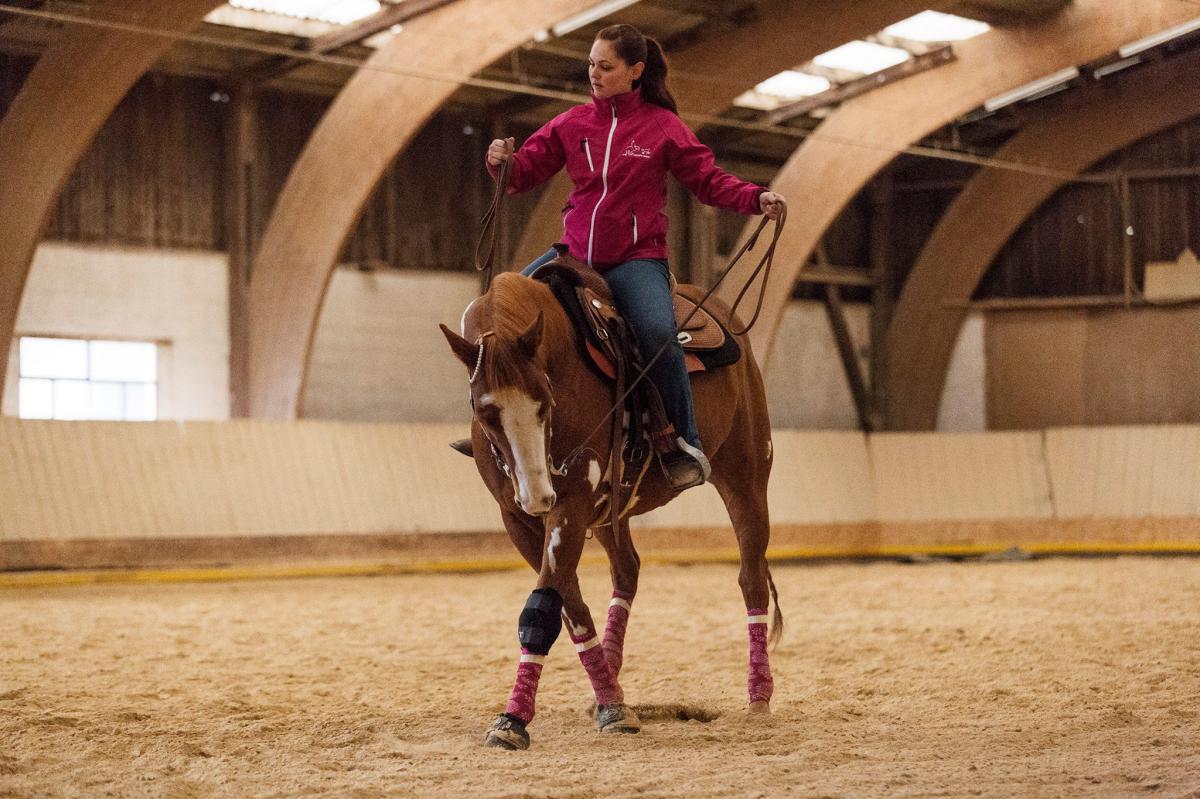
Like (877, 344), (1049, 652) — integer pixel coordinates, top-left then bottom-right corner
(485, 23), (785, 490)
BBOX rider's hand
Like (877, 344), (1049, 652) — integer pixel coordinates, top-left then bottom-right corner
(759, 191), (786, 220)
(487, 137), (515, 167)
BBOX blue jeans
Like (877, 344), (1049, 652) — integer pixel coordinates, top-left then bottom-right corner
(523, 249), (701, 449)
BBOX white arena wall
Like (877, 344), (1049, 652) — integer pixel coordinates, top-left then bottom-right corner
(3, 418), (1199, 571)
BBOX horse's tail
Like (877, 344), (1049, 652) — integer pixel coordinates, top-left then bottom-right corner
(767, 565), (784, 649)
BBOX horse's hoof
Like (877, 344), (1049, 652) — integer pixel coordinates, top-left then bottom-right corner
(596, 703), (641, 734)
(483, 713), (530, 750)
(747, 700), (771, 715)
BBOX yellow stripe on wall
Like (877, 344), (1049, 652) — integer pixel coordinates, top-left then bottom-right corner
(4, 542), (1199, 589)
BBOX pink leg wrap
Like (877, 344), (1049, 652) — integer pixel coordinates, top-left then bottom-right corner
(747, 608), (774, 704)
(572, 628), (623, 706)
(504, 649), (545, 724)
(602, 590), (634, 676)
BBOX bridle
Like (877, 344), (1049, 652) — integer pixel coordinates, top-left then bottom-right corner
(468, 332), (567, 494)
(468, 331), (494, 384)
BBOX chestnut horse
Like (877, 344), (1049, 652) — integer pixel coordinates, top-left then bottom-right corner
(440, 270), (780, 750)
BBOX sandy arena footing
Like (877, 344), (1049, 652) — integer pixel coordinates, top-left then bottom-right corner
(2, 557), (1199, 797)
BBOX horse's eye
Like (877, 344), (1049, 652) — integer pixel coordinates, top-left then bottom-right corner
(477, 405), (501, 426)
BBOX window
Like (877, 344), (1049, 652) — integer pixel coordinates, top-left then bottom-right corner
(18, 337), (158, 421)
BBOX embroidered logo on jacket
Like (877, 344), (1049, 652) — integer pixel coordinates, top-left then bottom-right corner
(621, 141), (653, 159)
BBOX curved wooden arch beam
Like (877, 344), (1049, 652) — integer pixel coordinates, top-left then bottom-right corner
(246, 0), (597, 419)
(886, 49), (1200, 430)
(0, 0), (224, 390)
(510, 0), (936, 270)
(721, 0), (1199, 363)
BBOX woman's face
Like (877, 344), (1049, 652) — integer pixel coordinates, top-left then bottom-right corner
(588, 38), (644, 99)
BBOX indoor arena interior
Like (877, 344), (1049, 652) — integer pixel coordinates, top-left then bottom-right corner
(2, 1), (1199, 796)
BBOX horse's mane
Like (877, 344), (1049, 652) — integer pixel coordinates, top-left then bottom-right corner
(480, 273), (551, 391)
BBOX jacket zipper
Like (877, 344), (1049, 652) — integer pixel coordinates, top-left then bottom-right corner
(587, 102), (619, 267)
(583, 138), (595, 172)
(632, 210), (638, 246)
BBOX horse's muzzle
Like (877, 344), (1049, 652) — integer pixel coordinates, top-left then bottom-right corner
(518, 490), (557, 516)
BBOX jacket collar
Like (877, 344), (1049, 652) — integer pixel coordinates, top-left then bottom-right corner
(591, 87), (644, 118)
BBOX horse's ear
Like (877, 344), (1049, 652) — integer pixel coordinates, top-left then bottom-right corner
(440, 324), (477, 369)
(517, 311), (544, 359)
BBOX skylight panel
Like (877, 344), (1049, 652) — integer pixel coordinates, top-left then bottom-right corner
(733, 70), (831, 111)
(813, 40), (911, 75)
(755, 71), (832, 99)
(883, 11), (990, 43)
(227, 0), (381, 25)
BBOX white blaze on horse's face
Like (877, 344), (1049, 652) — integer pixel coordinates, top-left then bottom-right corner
(480, 387), (556, 516)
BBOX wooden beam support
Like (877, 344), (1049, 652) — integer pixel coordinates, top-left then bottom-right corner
(943, 294), (1200, 311)
(0, 0), (224, 394)
(869, 176), (895, 427)
(798, 265), (876, 288)
(224, 81), (259, 418)
(0, 1), (45, 26)
(823, 283), (878, 432)
(884, 45), (1200, 430)
(245, 0), (598, 419)
(950, 0), (1072, 24)
(716, 0), (1200, 374)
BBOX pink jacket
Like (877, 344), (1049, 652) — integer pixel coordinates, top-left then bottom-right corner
(489, 88), (765, 270)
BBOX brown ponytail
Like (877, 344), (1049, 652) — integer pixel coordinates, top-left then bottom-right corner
(595, 24), (678, 115)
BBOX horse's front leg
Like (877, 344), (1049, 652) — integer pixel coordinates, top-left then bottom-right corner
(547, 504), (640, 735)
(485, 503), (636, 750)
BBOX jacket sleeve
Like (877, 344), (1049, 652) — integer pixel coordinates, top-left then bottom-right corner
(663, 116), (764, 215)
(485, 114), (567, 195)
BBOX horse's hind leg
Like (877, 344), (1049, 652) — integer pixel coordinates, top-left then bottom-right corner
(551, 519), (641, 735)
(710, 465), (777, 713)
(591, 519), (639, 677)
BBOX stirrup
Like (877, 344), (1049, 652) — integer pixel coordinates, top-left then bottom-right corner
(484, 713), (530, 750)
(595, 703), (641, 734)
(659, 437), (710, 490)
(449, 437), (474, 457)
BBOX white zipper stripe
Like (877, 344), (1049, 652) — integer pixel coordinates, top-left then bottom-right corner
(584, 138), (595, 171)
(587, 103), (619, 267)
(632, 211), (638, 245)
